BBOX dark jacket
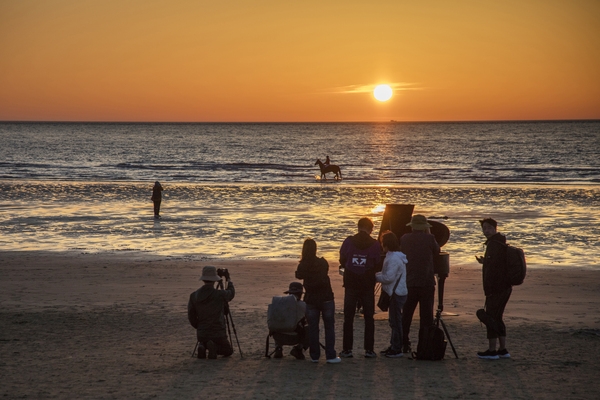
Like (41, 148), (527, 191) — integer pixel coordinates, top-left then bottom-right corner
(295, 256), (334, 306)
(482, 233), (511, 296)
(339, 231), (382, 289)
(400, 230), (440, 287)
(151, 184), (163, 202)
(187, 281), (235, 339)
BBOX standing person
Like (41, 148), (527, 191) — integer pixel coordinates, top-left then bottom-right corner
(339, 217), (382, 358)
(151, 181), (163, 219)
(376, 231), (408, 358)
(400, 214), (440, 354)
(475, 218), (512, 360)
(295, 238), (341, 364)
(187, 266), (235, 359)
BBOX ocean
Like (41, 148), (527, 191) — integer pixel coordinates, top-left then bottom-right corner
(1, 121), (599, 268)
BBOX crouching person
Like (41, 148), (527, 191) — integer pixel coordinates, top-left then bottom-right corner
(188, 266), (235, 359)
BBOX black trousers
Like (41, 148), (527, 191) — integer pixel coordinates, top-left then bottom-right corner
(153, 200), (161, 216)
(343, 284), (375, 352)
(402, 286), (435, 346)
(198, 335), (233, 356)
(485, 287), (512, 339)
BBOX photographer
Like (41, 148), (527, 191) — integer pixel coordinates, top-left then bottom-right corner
(187, 266), (235, 359)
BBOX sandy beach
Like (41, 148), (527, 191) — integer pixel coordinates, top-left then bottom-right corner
(1, 251), (600, 399)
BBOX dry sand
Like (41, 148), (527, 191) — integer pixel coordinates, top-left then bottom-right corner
(1, 251), (600, 399)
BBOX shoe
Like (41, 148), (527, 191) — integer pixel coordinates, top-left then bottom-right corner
(476, 309), (501, 335)
(497, 348), (511, 358)
(310, 359), (319, 363)
(364, 350), (377, 358)
(207, 340), (217, 359)
(274, 346), (283, 359)
(197, 343), (206, 359)
(290, 346), (305, 360)
(339, 350), (353, 358)
(380, 346), (391, 354)
(385, 349), (404, 358)
(477, 349), (499, 360)
(402, 344), (412, 354)
(326, 357), (342, 364)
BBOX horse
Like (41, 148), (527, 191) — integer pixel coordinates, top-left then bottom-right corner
(315, 159), (342, 180)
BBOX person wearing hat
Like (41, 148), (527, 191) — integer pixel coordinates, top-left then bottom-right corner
(399, 214), (440, 353)
(295, 238), (340, 364)
(475, 218), (512, 360)
(187, 266), (235, 359)
(272, 282), (309, 359)
(151, 181), (163, 219)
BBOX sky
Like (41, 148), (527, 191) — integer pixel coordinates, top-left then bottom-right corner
(1, 0), (599, 122)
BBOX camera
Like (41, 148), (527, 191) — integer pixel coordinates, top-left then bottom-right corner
(217, 268), (230, 280)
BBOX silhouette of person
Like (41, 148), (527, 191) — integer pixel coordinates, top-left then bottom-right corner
(151, 181), (163, 219)
(324, 155), (331, 167)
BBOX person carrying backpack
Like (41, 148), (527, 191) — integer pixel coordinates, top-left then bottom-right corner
(475, 218), (512, 360)
(339, 217), (382, 358)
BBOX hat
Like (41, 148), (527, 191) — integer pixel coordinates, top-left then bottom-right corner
(284, 282), (304, 295)
(200, 266), (221, 282)
(406, 214), (432, 230)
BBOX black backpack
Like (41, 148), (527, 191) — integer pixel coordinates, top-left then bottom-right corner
(413, 324), (447, 361)
(505, 243), (527, 286)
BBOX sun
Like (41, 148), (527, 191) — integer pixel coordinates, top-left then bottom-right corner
(373, 84), (393, 102)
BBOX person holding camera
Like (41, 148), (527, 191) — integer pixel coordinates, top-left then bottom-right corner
(475, 218), (512, 360)
(339, 217), (382, 358)
(187, 266), (235, 359)
(400, 214), (440, 353)
(376, 231), (408, 358)
(295, 238), (341, 364)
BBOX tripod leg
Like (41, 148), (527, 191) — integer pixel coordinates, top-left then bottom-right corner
(439, 318), (459, 359)
(227, 312), (244, 358)
(191, 341), (199, 358)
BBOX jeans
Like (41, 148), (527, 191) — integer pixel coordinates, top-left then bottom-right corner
(306, 301), (336, 360)
(389, 294), (407, 352)
(485, 286), (512, 339)
(343, 284), (375, 352)
(402, 286), (435, 347)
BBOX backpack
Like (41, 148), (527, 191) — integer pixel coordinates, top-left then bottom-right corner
(413, 324), (447, 361)
(267, 295), (306, 333)
(505, 244), (527, 286)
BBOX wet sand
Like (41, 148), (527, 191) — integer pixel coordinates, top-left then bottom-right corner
(1, 251), (600, 399)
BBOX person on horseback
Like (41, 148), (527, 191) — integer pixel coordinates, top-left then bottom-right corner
(324, 155), (331, 167)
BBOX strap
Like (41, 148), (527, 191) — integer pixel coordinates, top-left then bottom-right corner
(391, 273), (402, 296)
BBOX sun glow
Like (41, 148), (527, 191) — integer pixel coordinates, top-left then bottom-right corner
(373, 85), (393, 102)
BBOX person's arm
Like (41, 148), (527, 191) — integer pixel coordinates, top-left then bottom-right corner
(378, 257), (397, 284)
(339, 238), (349, 270)
(187, 295), (198, 329)
(225, 280), (235, 302)
(295, 262), (308, 280)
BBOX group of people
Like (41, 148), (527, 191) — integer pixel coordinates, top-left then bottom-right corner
(187, 214), (513, 362)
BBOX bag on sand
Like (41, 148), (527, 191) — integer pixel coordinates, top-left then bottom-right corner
(505, 243), (527, 286)
(413, 324), (447, 361)
(267, 295), (306, 333)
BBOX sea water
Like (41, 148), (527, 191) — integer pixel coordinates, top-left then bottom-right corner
(1, 121), (599, 268)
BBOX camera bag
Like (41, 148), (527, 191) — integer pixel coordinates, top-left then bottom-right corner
(413, 324), (447, 361)
(505, 243), (527, 286)
(267, 295), (306, 333)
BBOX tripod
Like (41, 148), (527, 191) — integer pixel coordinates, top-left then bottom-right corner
(191, 279), (243, 359)
(435, 274), (459, 359)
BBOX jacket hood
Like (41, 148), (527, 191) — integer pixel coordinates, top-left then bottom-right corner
(351, 231), (377, 250)
(485, 232), (506, 246)
(386, 250), (408, 265)
(195, 284), (215, 303)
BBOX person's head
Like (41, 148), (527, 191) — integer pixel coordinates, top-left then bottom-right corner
(479, 218), (498, 238)
(154, 181), (161, 186)
(381, 231), (401, 252)
(301, 238), (317, 261)
(200, 266), (221, 285)
(357, 217), (374, 234)
(284, 281), (304, 300)
(406, 214), (431, 232)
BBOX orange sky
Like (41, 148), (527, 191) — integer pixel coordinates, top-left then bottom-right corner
(1, 0), (599, 122)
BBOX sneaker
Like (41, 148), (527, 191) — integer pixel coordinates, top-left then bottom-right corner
(476, 309), (501, 335)
(274, 346), (283, 359)
(385, 349), (404, 358)
(364, 350), (377, 358)
(380, 346), (391, 354)
(197, 343), (206, 359)
(497, 348), (511, 358)
(207, 340), (218, 359)
(339, 350), (353, 358)
(290, 346), (305, 360)
(326, 357), (342, 364)
(477, 349), (499, 360)
(310, 359), (319, 363)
